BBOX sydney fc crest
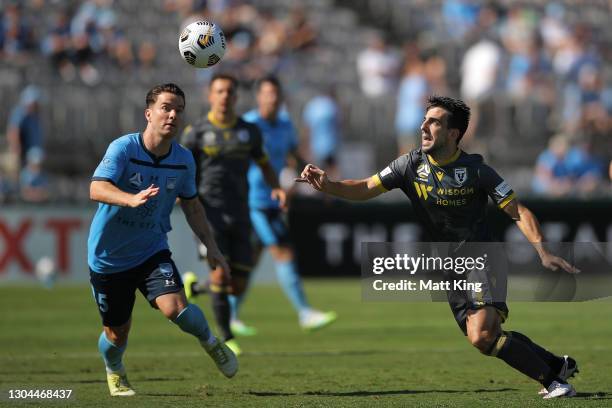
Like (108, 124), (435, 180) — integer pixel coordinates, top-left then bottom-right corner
(454, 167), (467, 185)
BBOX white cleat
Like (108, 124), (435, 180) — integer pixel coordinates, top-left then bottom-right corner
(538, 355), (579, 395)
(202, 338), (238, 378)
(542, 381), (576, 399)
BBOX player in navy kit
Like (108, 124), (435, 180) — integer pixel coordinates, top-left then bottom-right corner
(180, 73), (286, 355)
(88, 83), (237, 397)
(299, 96), (579, 399)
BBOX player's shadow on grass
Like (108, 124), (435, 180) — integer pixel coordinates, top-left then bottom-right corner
(248, 388), (518, 397)
(573, 391), (612, 399)
(71, 376), (185, 384)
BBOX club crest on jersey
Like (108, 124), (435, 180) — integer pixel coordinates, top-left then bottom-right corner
(129, 172), (143, 188)
(158, 263), (174, 278)
(454, 168), (467, 185)
(237, 129), (250, 142)
(417, 162), (430, 181)
(166, 176), (177, 190)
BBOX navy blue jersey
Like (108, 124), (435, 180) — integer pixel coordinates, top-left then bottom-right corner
(374, 149), (515, 242)
(88, 133), (197, 273)
(181, 112), (268, 215)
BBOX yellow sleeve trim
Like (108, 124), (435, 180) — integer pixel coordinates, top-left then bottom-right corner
(255, 155), (269, 165)
(498, 193), (516, 209)
(371, 174), (388, 193)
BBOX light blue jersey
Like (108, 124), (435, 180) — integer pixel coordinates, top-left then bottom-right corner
(88, 133), (197, 273)
(244, 109), (297, 209)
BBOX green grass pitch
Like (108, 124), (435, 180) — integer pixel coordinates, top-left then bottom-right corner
(1, 280), (611, 407)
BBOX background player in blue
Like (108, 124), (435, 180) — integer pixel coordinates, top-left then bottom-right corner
(229, 76), (337, 336)
(298, 96), (580, 399)
(88, 83), (237, 397)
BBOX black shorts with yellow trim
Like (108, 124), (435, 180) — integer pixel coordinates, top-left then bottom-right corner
(197, 204), (254, 277)
(445, 267), (509, 335)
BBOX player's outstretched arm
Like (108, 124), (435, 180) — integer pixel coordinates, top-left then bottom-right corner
(297, 164), (385, 201)
(90, 180), (159, 207)
(258, 160), (287, 209)
(179, 197), (230, 276)
(502, 200), (580, 274)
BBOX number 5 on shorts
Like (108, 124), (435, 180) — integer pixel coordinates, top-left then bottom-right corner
(91, 287), (109, 313)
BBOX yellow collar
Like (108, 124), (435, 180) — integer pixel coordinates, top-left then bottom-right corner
(427, 149), (461, 166)
(208, 111), (237, 129)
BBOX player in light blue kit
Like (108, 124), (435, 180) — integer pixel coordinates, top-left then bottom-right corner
(88, 83), (237, 397)
(227, 76), (337, 334)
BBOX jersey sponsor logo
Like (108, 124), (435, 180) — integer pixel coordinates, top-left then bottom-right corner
(495, 181), (512, 197)
(413, 182), (433, 200)
(237, 129), (250, 142)
(129, 172), (143, 188)
(454, 167), (467, 185)
(166, 176), (177, 190)
(435, 171), (444, 181)
(416, 163), (430, 181)
(436, 187), (475, 196)
(380, 166), (392, 177)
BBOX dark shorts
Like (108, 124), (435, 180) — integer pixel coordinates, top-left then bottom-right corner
(250, 208), (291, 247)
(89, 250), (183, 327)
(445, 265), (509, 335)
(199, 205), (253, 276)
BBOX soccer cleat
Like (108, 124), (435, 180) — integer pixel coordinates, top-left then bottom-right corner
(542, 381), (576, 399)
(230, 319), (258, 337)
(106, 371), (135, 397)
(538, 355), (579, 395)
(299, 310), (337, 332)
(225, 339), (243, 356)
(182, 271), (198, 301)
(203, 338), (238, 378)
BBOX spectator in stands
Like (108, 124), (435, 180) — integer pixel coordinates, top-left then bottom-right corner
(20, 146), (49, 203)
(356, 31), (401, 98)
(0, 2), (34, 60)
(531, 134), (572, 197)
(42, 9), (76, 82)
(459, 37), (502, 145)
(302, 88), (341, 176)
(395, 43), (428, 155)
(7, 85), (44, 170)
(284, 6), (317, 52)
(565, 135), (606, 195)
(442, 0), (480, 41)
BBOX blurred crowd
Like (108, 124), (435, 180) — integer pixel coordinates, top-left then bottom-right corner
(354, 0), (611, 196)
(0, 0), (610, 203)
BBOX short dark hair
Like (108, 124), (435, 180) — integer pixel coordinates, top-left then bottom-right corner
(209, 72), (238, 88)
(255, 75), (282, 94)
(426, 95), (471, 142)
(146, 83), (185, 107)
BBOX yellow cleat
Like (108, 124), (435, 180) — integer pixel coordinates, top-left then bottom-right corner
(224, 339), (243, 357)
(182, 271), (198, 301)
(106, 371), (135, 397)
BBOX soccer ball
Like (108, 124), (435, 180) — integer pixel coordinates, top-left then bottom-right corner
(178, 20), (226, 68)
